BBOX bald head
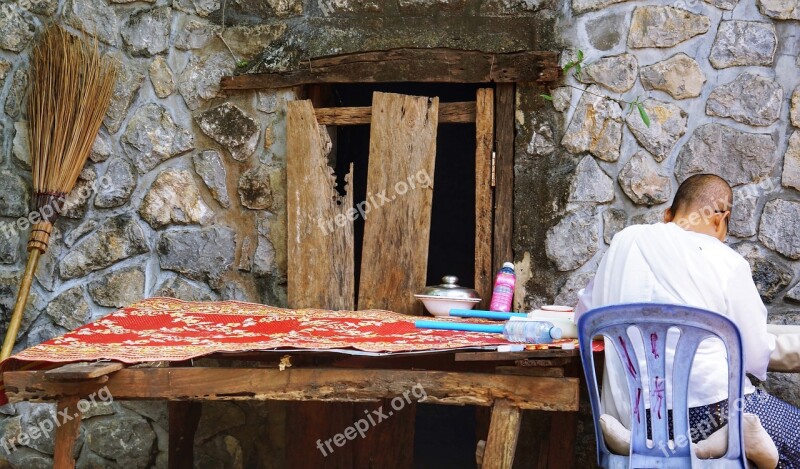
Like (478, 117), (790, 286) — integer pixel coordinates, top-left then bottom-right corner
(670, 174), (733, 217)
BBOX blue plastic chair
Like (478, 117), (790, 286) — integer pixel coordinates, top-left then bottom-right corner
(577, 303), (747, 468)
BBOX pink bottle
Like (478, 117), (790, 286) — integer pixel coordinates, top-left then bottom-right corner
(489, 262), (516, 312)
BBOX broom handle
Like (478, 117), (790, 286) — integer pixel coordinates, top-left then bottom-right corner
(1, 249), (41, 360)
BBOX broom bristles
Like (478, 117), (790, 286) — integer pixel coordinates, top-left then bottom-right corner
(27, 25), (117, 213)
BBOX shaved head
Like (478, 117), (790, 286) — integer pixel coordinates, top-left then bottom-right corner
(670, 174), (733, 216)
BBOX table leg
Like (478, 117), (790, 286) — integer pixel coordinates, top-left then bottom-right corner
(53, 396), (81, 469)
(482, 400), (522, 469)
(168, 401), (201, 469)
(546, 411), (577, 469)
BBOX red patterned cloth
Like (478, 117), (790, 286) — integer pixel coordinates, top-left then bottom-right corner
(0, 298), (601, 404)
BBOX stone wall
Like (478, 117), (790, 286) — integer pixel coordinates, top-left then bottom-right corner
(511, 0), (800, 464)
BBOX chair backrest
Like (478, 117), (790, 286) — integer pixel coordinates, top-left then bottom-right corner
(577, 303), (746, 468)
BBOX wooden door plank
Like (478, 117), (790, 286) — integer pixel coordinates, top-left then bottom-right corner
(220, 49), (560, 90)
(482, 400), (522, 469)
(493, 83), (514, 273)
(314, 101), (476, 126)
(358, 92), (439, 315)
(475, 88), (495, 310)
(286, 99), (355, 310)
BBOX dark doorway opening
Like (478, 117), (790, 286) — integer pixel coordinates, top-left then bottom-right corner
(329, 82), (487, 469)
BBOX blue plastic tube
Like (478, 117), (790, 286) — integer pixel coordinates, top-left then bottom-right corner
(414, 320), (504, 334)
(449, 309), (526, 320)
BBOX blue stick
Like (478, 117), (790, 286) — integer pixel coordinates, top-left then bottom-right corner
(414, 320), (504, 334)
(449, 309), (526, 320)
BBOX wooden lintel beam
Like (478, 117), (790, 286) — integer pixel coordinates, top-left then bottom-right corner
(4, 367), (580, 411)
(315, 101), (476, 125)
(220, 48), (560, 90)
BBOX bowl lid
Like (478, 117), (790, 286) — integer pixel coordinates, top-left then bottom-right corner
(417, 276), (480, 300)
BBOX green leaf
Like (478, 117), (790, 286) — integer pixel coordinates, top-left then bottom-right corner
(576, 49), (584, 63)
(574, 64), (583, 80)
(236, 59), (249, 68)
(540, 94), (554, 101)
(637, 103), (651, 128)
(563, 61), (576, 74)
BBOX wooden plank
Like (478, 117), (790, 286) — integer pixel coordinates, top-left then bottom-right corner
(221, 48), (560, 90)
(358, 92), (439, 315)
(314, 101), (476, 126)
(4, 368), (580, 411)
(286, 99), (355, 310)
(455, 349), (578, 362)
(514, 357), (573, 367)
(493, 83), (515, 274)
(475, 88), (495, 310)
(168, 401), (201, 469)
(44, 362), (123, 381)
(53, 396), (81, 469)
(495, 366), (564, 378)
(482, 400), (521, 469)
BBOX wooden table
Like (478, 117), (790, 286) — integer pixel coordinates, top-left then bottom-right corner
(2, 347), (582, 469)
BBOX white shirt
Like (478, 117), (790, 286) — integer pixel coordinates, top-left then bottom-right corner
(575, 222), (774, 428)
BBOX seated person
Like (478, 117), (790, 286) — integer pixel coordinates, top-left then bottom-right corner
(575, 174), (799, 467)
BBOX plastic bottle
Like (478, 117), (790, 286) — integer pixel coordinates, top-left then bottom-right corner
(489, 262), (516, 312)
(502, 320), (562, 344)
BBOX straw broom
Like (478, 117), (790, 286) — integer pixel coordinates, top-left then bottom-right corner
(0, 25), (117, 359)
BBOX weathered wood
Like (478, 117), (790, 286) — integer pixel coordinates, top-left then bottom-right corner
(286, 100), (355, 310)
(455, 348), (578, 362)
(44, 361), (123, 381)
(547, 411), (577, 469)
(53, 396), (81, 469)
(475, 88), (495, 310)
(314, 101), (476, 126)
(168, 401), (201, 469)
(482, 400), (522, 469)
(514, 357), (573, 367)
(493, 83), (515, 274)
(495, 366), (564, 378)
(358, 92), (439, 315)
(221, 48), (560, 90)
(4, 368), (580, 411)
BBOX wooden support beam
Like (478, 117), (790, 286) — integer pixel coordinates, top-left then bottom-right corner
(168, 401), (201, 469)
(314, 101), (476, 126)
(4, 368), (580, 411)
(493, 83), (515, 273)
(221, 48), (560, 90)
(53, 396), (81, 469)
(482, 400), (522, 469)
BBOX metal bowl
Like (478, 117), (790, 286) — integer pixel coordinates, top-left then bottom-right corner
(415, 276), (481, 317)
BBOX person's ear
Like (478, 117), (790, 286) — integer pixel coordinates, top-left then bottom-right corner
(713, 211), (730, 241)
(664, 208), (674, 223)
